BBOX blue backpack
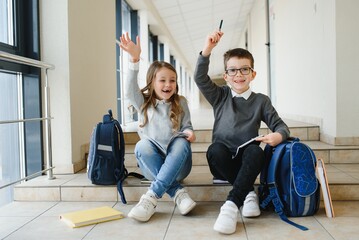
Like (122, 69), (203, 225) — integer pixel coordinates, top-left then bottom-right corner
(258, 138), (320, 231)
(87, 109), (143, 204)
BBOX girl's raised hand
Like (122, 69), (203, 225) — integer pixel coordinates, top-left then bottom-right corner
(118, 32), (141, 62)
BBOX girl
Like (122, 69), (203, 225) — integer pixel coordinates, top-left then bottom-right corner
(118, 32), (196, 222)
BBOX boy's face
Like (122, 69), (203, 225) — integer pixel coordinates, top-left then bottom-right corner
(223, 57), (256, 94)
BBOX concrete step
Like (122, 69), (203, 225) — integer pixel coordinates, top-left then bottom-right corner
(123, 119), (321, 144)
(123, 140), (359, 167)
(13, 164), (359, 202)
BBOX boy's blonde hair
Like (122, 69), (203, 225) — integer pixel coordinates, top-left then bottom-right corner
(140, 61), (183, 131)
(223, 48), (254, 69)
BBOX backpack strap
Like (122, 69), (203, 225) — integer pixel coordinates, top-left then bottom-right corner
(260, 144), (274, 185)
(266, 142), (287, 183)
(261, 139), (309, 231)
(117, 181), (127, 204)
(268, 185), (309, 231)
(113, 118), (144, 204)
(260, 142), (287, 209)
(128, 172), (145, 179)
(111, 119), (127, 203)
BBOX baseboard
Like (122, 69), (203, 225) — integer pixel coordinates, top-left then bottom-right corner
(321, 133), (359, 146)
(52, 159), (86, 174)
(281, 113), (323, 128)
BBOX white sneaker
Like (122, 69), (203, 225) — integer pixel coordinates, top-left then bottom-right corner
(213, 201), (238, 234)
(242, 191), (261, 217)
(128, 193), (157, 222)
(174, 188), (196, 215)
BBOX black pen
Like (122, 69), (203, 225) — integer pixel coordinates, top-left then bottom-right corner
(219, 20), (223, 31)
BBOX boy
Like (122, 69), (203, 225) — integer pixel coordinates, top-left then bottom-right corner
(194, 30), (290, 234)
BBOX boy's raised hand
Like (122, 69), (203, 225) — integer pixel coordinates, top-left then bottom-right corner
(202, 30), (224, 57)
(118, 32), (141, 62)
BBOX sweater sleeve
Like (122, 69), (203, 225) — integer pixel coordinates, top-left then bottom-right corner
(194, 53), (225, 107)
(124, 61), (144, 111)
(261, 95), (290, 142)
(179, 97), (194, 132)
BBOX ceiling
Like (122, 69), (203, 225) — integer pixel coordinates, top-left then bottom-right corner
(126, 0), (255, 78)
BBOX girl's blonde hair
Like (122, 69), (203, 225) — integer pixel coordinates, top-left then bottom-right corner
(140, 61), (183, 131)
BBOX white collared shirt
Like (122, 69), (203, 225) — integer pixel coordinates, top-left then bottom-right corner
(231, 88), (252, 100)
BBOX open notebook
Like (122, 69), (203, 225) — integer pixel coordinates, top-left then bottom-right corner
(60, 206), (124, 228)
(232, 135), (264, 159)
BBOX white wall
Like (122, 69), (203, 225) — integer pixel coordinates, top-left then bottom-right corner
(336, 0), (359, 138)
(249, 0), (359, 144)
(249, 0), (338, 139)
(248, 0), (269, 96)
(277, 0), (336, 138)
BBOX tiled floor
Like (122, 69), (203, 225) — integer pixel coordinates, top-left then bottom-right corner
(1, 200), (359, 240)
(4, 164), (359, 240)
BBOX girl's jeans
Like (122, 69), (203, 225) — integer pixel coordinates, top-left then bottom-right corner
(207, 142), (265, 208)
(135, 137), (192, 198)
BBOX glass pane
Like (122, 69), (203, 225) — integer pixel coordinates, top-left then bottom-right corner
(120, 0), (134, 124)
(23, 74), (42, 175)
(0, 71), (21, 207)
(0, 0), (14, 45)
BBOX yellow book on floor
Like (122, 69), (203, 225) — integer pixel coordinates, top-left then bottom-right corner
(60, 206), (124, 228)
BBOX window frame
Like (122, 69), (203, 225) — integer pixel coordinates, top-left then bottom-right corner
(0, 0), (43, 181)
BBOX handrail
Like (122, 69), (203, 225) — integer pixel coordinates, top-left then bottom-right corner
(0, 167), (55, 189)
(0, 50), (55, 70)
(0, 50), (55, 182)
(0, 117), (53, 125)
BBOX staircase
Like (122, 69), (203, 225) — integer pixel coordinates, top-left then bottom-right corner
(13, 119), (359, 203)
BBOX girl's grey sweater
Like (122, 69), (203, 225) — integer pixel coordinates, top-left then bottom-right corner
(125, 62), (193, 153)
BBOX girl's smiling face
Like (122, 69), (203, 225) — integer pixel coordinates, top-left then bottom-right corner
(152, 67), (177, 100)
(224, 57), (256, 94)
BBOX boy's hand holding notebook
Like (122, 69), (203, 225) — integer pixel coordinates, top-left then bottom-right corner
(232, 135), (264, 159)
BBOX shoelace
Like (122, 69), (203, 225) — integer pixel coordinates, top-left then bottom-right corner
(244, 195), (257, 204)
(220, 205), (238, 219)
(139, 196), (155, 210)
(176, 191), (188, 204)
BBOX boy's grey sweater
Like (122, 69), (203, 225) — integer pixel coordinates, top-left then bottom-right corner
(194, 54), (290, 153)
(125, 62), (193, 153)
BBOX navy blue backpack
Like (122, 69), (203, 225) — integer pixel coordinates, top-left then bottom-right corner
(258, 138), (320, 231)
(87, 109), (143, 204)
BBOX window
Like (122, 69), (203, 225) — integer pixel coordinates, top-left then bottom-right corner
(0, 72), (21, 207)
(116, 0), (139, 124)
(170, 55), (176, 67)
(0, 0), (14, 45)
(0, 0), (42, 207)
(149, 33), (158, 62)
(159, 43), (164, 61)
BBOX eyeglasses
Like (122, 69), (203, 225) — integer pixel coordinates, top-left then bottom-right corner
(225, 67), (253, 76)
